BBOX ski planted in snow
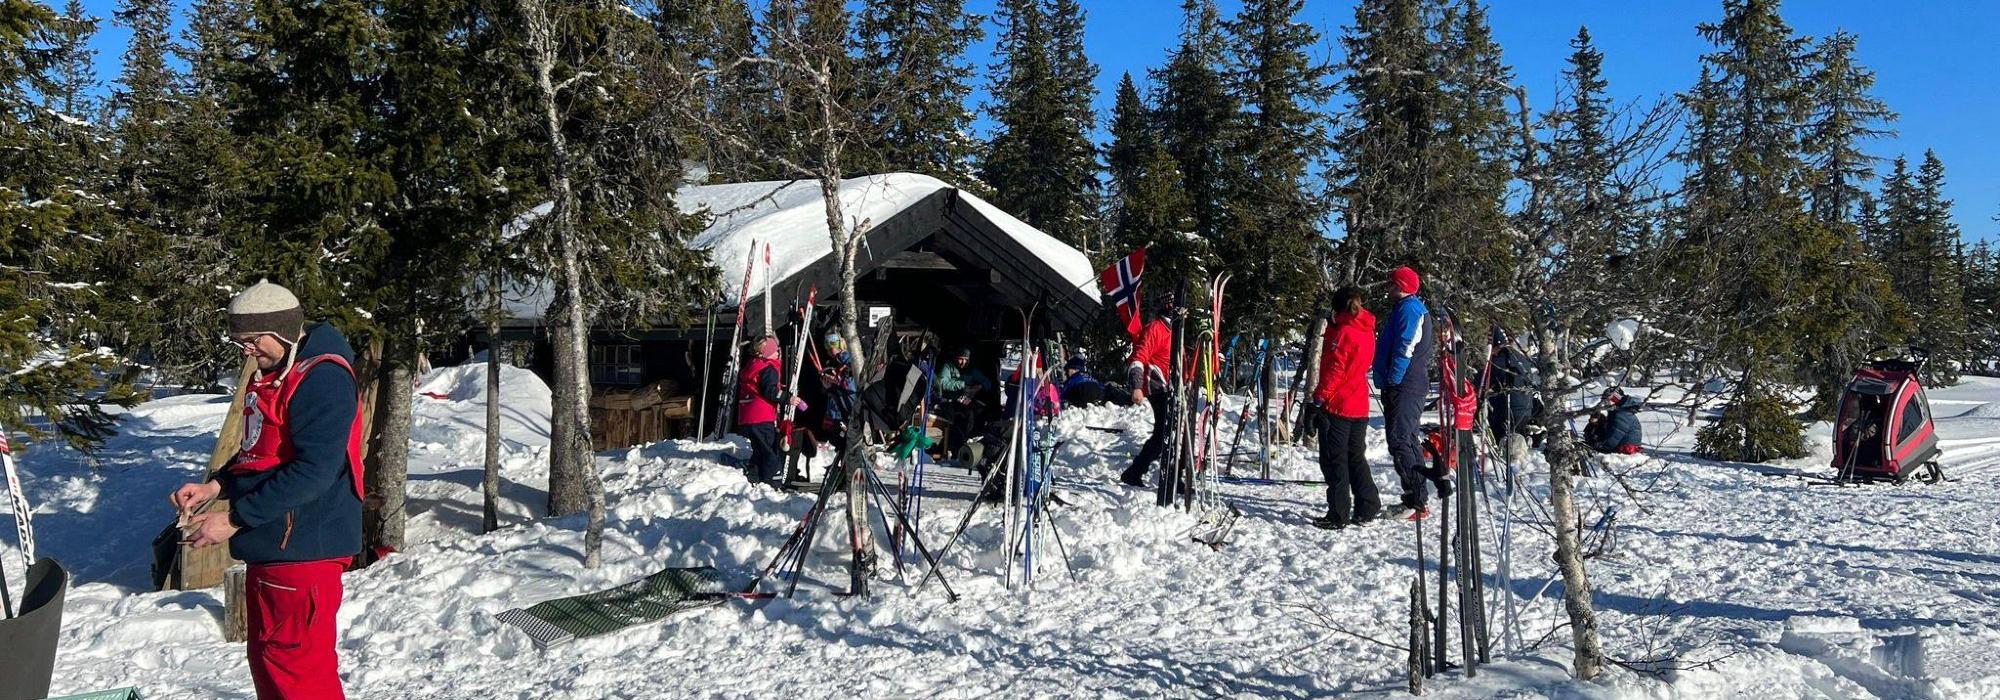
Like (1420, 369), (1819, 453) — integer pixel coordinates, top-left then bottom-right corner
(712, 241), (761, 439)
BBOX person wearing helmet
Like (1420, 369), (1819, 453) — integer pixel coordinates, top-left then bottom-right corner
(737, 336), (803, 487)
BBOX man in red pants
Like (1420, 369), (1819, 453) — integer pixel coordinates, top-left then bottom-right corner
(172, 280), (365, 699)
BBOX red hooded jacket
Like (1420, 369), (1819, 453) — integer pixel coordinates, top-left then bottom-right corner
(1313, 308), (1378, 419)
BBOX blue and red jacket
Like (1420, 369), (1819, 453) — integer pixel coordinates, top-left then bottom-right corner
(1373, 295), (1432, 390)
(216, 322), (364, 565)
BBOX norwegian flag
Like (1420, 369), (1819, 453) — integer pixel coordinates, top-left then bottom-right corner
(1097, 247), (1147, 336)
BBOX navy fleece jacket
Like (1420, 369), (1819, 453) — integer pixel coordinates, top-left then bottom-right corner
(216, 322), (364, 564)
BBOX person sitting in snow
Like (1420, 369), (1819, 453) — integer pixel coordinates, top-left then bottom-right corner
(170, 280), (364, 699)
(736, 336), (804, 488)
(1060, 355), (1105, 407)
(1583, 387), (1644, 455)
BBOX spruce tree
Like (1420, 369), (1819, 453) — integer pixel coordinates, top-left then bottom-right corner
(983, 0), (1099, 252)
(1962, 240), (2000, 370)
(0, 0), (133, 450)
(1043, 0), (1102, 248)
(656, 0), (761, 181)
(1422, 0), (1516, 309)
(1104, 73), (1153, 207)
(1330, 0), (1440, 286)
(1802, 31), (1894, 229)
(1682, 0), (1836, 462)
(1219, 0), (1332, 335)
(1796, 29), (1902, 412)
(1151, 0), (1237, 251)
(757, 0), (863, 174)
(100, 0), (229, 389)
(44, 0), (97, 117)
(1878, 152), (1969, 382)
(1104, 73), (1203, 282)
(1534, 27), (1650, 335)
(854, 0), (983, 186)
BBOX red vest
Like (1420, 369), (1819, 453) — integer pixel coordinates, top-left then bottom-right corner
(736, 356), (780, 426)
(229, 354), (366, 500)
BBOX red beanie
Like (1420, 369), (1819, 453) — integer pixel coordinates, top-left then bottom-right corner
(1391, 266), (1421, 295)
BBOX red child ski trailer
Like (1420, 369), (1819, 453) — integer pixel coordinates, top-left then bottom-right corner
(1831, 347), (1943, 484)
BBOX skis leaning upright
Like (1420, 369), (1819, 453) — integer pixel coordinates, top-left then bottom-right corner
(712, 241), (761, 439)
(778, 287), (818, 465)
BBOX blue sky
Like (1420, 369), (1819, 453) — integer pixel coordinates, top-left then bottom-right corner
(72, 0), (1998, 238)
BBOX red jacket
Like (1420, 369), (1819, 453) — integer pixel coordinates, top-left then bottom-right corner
(736, 356), (781, 425)
(1313, 309), (1377, 419)
(1127, 318), (1172, 393)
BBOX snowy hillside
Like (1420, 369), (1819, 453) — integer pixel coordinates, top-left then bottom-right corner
(6, 367), (2000, 698)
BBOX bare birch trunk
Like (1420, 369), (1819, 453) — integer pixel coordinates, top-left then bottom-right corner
(523, 0), (603, 567)
(1544, 427), (1603, 679)
(1538, 326), (1603, 679)
(819, 172), (874, 583)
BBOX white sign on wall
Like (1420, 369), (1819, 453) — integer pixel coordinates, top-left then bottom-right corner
(867, 306), (892, 328)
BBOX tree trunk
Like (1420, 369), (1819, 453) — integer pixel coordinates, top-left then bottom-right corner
(483, 263), (503, 534)
(363, 339), (413, 559)
(547, 303), (587, 516)
(1544, 415), (1603, 679)
(523, 0), (603, 567)
(818, 172), (875, 583)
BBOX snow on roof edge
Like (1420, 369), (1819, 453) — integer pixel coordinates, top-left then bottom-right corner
(498, 173), (1098, 321)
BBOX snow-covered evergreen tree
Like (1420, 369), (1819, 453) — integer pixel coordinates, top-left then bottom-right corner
(0, 0), (133, 450)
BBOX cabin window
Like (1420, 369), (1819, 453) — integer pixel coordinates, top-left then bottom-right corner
(591, 344), (644, 386)
(1897, 393), (1927, 442)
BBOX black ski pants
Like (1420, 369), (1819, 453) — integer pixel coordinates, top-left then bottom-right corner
(737, 422), (783, 486)
(1122, 390), (1172, 483)
(1380, 385), (1429, 508)
(1316, 412), (1381, 524)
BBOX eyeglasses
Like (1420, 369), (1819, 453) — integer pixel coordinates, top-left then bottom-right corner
(226, 333), (275, 350)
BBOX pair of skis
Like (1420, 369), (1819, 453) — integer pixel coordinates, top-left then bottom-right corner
(711, 242), (770, 439)
(1185, 275), (1239, 546)
(1409, 302), (1493, 686)
(778, 287), (818, 470)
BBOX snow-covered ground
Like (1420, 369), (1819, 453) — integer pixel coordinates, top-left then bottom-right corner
(6, 365), (2000, 698)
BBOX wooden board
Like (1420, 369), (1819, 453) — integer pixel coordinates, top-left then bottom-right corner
(166, 358), (255, 592)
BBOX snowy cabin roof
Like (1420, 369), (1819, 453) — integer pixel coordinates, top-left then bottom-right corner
(503, 173), (1102, 331)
